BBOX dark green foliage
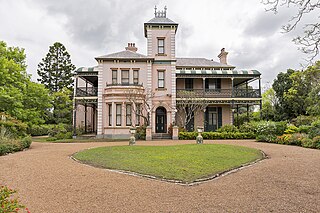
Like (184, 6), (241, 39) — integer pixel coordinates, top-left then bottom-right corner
(216, 124), (238, 133)
(0, 136), (31, 156)
(47, 123), (73, 141)
(37, 42), (75, 92)
(52, 88), (73, 124)
(135, 125), (146, 140)
(0, 113), (28, 138)
(292, 115), (318, 126)
(178, 132), (255, 140)
(0, 41), (52, 125)
(27, 124), (55, 136)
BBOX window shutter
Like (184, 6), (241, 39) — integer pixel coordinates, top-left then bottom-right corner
(218, 107), (222, 128)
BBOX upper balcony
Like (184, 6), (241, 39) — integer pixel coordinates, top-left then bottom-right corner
(75, 87), (98, 97)
(176, 88), (261, 99)
(104, 83), (144, 96)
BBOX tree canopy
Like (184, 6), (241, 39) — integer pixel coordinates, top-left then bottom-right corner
(37, 42), (75, 92)
(0, 41), (52, 125)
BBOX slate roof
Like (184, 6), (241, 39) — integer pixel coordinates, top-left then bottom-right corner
(176, 57), (235, 68)
(146, 17), (178, 25)
(95, 50), (151, 60)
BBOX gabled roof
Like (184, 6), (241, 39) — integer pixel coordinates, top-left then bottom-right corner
(95, 50), (151, 61)
(176, 57), (235, 68)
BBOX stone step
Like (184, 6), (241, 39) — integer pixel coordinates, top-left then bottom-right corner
(152, 133), (172, 140)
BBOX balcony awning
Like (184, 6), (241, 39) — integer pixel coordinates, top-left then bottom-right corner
(76, 67), (99, 72)
(176, 69), (260, 75)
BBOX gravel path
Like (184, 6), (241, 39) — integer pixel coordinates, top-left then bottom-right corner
(1, 140), (319, 213)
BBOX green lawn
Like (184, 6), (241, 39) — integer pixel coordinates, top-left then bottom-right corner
(74, 144), (263, 183)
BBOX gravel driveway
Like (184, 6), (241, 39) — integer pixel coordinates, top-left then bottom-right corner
(1, 140), (319, 213)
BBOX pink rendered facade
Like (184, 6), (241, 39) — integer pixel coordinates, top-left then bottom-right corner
(73, 8), (262, 139)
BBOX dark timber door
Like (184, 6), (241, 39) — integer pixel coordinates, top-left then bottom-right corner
(156, 107), (167, 133)
(205, 107), (222, 131)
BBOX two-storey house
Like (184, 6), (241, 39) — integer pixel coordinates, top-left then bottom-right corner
(73, 8), (262, 139)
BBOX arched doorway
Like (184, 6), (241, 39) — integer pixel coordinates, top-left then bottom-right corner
(155, 107), (167, 133)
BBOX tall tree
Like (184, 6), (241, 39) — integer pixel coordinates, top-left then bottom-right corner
(37, 42), (75, 92)
(0, 41), (52, 124)
(272, 69), (296, 120)
(262, 0), (320, 61)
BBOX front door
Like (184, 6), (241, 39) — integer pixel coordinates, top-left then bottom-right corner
(205, 107), (222, 132)
(156, 107), (167, 133)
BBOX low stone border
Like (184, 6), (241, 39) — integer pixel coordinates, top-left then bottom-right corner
(70, 149), (268, 186)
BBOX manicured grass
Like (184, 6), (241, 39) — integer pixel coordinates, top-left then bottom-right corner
(74, 144), (263, 183)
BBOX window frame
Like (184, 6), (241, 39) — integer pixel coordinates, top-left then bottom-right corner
(158, 38), (165, 54)
(108, 104), (112, 126)
(126, 104), (132, 126)
(112, 70), (118, 84)
(121, 69), (129, 85)
(135, 103), (141, 126)
(158, 70), (165, 88)
(116, 104), (122, 126)
(133, 70), (139, 85)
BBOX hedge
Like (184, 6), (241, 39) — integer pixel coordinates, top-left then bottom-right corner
(178, 131), (255, 140)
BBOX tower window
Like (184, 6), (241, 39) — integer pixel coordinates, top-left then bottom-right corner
(158, 70), (165, 88)
(158, 38), (165, 54)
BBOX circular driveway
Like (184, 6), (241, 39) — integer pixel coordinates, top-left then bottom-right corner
(1, 140), (319, 213)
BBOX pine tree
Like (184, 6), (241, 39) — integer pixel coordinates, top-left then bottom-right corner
(37, 42), (75, 92)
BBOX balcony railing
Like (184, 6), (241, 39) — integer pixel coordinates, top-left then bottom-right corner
(106, 83), (143, 87)
(176, 89), (261, 98)
(76, 87), (98, 97)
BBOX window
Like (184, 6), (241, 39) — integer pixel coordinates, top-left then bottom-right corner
(205, 79), (221, 90)
(133, 70), (139, 85)
(112, 70), (117, 84)
(185, 79), (193, 90)
(158, 38), (165, 54)
(116, 104), (122, 126)
(121, 70), (129, 85)
(108, 104), (112, 126)
(136, 103), (141, 126)
(158, 71), (165, 88)
(126, 104), (132, 126)
(208, 107), (217, 126)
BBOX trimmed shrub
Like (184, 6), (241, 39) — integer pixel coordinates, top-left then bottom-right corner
(313, 136), (320, 149)
(239, 122), (255, 134)
(178, 132), (255, 140)
(298, 125), (312, 134)
(301, 138), (316, 148)
(216, 124), (238, 133)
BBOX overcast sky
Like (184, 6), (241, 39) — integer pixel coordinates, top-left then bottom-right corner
(1, 0), (319, 88)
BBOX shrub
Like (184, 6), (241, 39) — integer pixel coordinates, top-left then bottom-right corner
(27, 124), (55, 136)
(238, 122), (255, 133)
(308, 120), (320, 139)
(216, 124), (239, 133)
(301, 138), (316, 148)
(0, 113), (28, 138)
(284, 124), (299, 134)
(0, 185), (29, 213)
(298, 125), (312, 134)
(178, 132), (255, 140)
(292, 115), (318, 126)
(312, 136), (320, 149)
(274, 121), (287, 135)
(256, 134), (277, 143)
(135, 125), (146, 140)
(0, 136), (31, 156)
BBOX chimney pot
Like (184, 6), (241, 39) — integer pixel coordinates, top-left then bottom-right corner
(125, 42), (138, 52)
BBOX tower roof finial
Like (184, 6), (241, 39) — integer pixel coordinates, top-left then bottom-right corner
(154, 5), (157, 17)
(154, 6), (167, 18)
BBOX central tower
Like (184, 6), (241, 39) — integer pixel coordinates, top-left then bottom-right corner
(144, 7), (179, 134)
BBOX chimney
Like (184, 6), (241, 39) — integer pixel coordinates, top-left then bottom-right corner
(125, 43), (138, 52)
(218, 48), (228, 65)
